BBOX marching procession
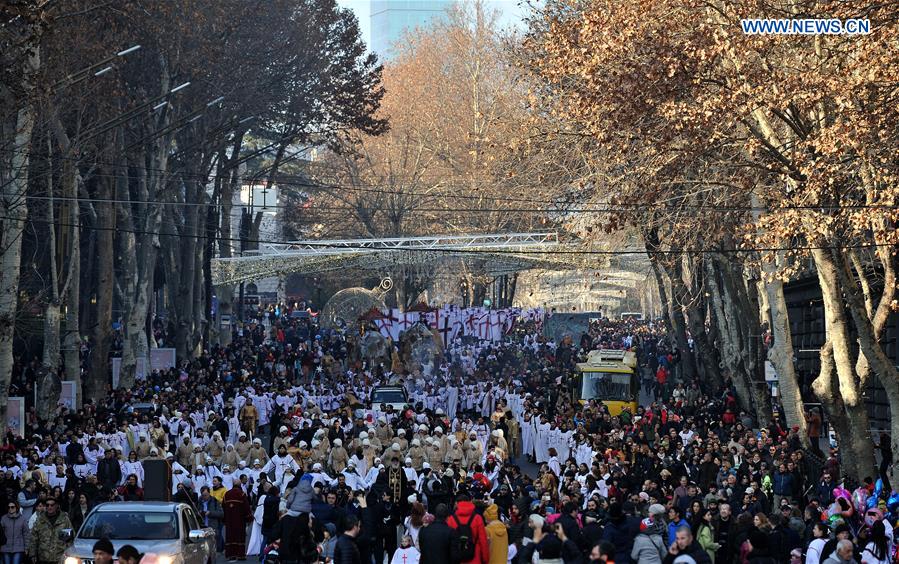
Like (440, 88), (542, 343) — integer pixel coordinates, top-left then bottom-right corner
(0, 307), (894, 564)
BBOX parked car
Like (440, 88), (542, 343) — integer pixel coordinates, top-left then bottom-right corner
(62, 502), (215, 564)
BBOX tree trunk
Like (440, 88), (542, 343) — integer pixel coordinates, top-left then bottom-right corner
(832, 248), (899, 483)
(657, 259), (699, 383)
(811, 246), (875, 482)
(0, 43), (39, 440)
(90, 172), (116, 404)
(762, 261), (808, 447)
(811, 340), (857, 480)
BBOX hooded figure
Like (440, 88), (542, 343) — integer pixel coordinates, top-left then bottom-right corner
(464, 434), (484, 468)
(445, 438), (464, 466)
(206, 431), (225, 462)
(395, 429), (409, 452)
(484, 504), (509, 564)
(235, 433), (252, 461)
(285, 474), (315, 516)
(177, 435), (194, 468)
(222, 444), (240, 469)
(426, 440), (443, 467)
(407, 439), (425, 470)
(247, 439), (269, 465)
(631, 516), (668, 564)
(329, 439), (349, 473)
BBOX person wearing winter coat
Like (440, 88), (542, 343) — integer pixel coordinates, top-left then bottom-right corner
(483, 504), (508, 564)
(602, 504), (635, 564)
(285, 474), (314, 516)
(448, 495), (489, 564)
(27, 498), (73, 564)
(632, 518), (667, 564)
(1, 501), (30, 564)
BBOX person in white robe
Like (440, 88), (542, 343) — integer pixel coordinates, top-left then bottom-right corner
(122, 454), (145, 487)
(390, 538), (420, 564)
(246, 491), (267, 556)
(521, 413), (535, 461)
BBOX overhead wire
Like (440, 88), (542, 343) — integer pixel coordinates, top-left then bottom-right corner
(5, 213), (896, 256)
(18, 192), (899, 215)
(6, 147), (898, 212)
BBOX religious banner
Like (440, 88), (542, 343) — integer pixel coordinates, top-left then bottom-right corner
(372, 306), (545, 348)
(60, 381), (77, 410)
(150, 348), (177, 371)
(111, 357), (148, 389)
(6, 397), (24, 438)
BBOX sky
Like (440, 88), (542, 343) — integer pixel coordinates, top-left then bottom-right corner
(336, 0), (533, 54)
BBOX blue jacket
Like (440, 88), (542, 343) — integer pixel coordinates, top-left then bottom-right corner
(667, 519), (689, 546)
(772, 471), (795, 496)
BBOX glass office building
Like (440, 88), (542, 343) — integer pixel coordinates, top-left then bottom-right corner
(370, 0), (448, 56)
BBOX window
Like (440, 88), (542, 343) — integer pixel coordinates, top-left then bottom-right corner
(80, 512), (178, 540)
(185, 508), (200, 531)
(372, 389), (407, 404)
(581, 372), (632, 402)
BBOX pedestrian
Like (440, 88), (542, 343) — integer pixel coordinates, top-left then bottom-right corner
(91, 538), (115, 564)
(662, 525), (712, 564)
(859, 521), (890, 564)
(632, 516), (667, 564)
(222, 478), (252, 561)
(0, 501), (29, 564)
(197, 487), (224, 551)
(483, 504), (508, 564)
(418, 504), (455, 564)
(823, 540), (857, 564)
(26, 498), (72, 564)
(447, 494), (489, 564)
(333, 514), (362, 564)
(390, 535), (421, 564)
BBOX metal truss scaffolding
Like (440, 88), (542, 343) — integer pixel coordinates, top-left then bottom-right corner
(211, 232), (604, 286)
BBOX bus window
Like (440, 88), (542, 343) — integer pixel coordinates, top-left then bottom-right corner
(581, 372), (632, 402)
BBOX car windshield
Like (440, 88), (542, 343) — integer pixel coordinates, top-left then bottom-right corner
(373, 390), (406, 404)
(581, 372), (632, 402)
(80, 511), (178, 540)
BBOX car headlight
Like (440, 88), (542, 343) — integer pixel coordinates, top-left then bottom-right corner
(157, 556), (174, 564)
(65, 557), (80, 564)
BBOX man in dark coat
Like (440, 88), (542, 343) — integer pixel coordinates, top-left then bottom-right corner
(97, 449), (122, 491)
(418, 504), (456, 564)
(333, 514), (362, 564)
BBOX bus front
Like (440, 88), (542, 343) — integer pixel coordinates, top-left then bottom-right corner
(578, 367), (637, 416)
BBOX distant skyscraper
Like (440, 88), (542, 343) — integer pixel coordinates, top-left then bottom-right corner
(370, 0), (447, 57)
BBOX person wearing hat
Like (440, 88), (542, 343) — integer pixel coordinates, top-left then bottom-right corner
(631, 505), (668, 563)
(272, 426), (292, 453)
(819, 523), (853, 563)
(91, 538), (115, 564)
(483, 503), (508, 564)
(27, 497), (73, 564)
(328, 438), (349, 473)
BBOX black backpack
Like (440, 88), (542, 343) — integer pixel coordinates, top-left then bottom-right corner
(450, 513), (477, 562)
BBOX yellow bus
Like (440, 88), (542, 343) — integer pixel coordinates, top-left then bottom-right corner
(572, 349), (639, 416)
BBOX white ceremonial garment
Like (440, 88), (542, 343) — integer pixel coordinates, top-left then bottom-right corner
(246, 495), (266, 556)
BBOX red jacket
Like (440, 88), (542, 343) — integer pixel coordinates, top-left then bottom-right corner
(448, 501), (489, 564)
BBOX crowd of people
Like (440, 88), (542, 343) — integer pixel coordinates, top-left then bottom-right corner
(1, 304), (896, 564)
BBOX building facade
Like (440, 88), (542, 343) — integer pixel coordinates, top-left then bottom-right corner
(370, 0), (447, 56)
